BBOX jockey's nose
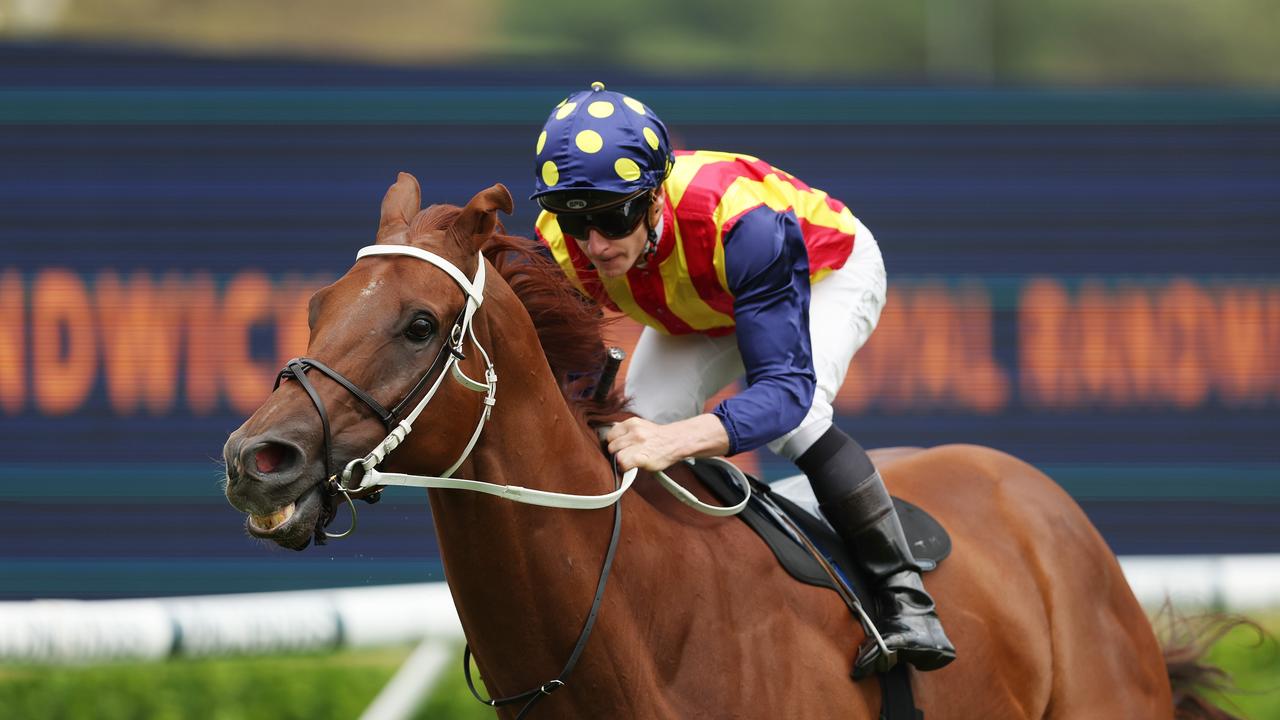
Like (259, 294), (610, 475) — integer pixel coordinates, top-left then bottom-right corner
(585, 229), (613, 259)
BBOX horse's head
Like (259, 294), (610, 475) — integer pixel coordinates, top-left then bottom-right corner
(222, 172), (513, 550)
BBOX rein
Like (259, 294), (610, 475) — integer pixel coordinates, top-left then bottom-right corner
(462, 457), (626, 720)
(280, 246), (748, 533)
(276, 241), (751, 716)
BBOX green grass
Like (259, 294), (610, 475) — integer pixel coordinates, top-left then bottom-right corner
(0, 646), (495, 720)
(0, 613), (1275, 719)
(1200, 612), (1280, 720)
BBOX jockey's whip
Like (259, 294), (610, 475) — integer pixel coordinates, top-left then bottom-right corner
(593, 347), (626, 403)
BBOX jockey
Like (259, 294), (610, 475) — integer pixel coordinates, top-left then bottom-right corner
(530, 82), (955, 678)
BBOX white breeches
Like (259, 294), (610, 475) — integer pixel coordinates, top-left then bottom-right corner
(625, 219), (887, 460)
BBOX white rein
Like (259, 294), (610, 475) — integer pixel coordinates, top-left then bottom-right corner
(336, 244), (749, 520)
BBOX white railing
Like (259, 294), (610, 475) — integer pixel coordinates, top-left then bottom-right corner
(0, 582), (462, 664)
(2, 554), (1278, 666)
(1119, 553), (1280, 610)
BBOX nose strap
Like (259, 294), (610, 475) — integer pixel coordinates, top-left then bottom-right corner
(280, 357), (396, 430)
(275, 358), (337, 486)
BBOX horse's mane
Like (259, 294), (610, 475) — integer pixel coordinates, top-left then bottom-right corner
(412, 204), (630, 428)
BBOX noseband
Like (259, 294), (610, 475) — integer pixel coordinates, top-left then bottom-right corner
(274, 244), (496, 544)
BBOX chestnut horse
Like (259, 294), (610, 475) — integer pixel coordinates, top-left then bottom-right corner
(223, 173), (1232, 719)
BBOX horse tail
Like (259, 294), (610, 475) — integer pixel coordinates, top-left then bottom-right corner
(1158, 605), (1258, 720)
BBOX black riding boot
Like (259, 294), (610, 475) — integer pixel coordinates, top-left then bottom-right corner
(796, 427), (956, 680)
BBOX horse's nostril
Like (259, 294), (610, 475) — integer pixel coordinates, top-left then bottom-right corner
(253, 442), (294, 475)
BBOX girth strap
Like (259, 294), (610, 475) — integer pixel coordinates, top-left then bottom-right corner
(880, 665), (924, 720)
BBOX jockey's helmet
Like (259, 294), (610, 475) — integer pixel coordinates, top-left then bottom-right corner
(532, 82), (673, 214)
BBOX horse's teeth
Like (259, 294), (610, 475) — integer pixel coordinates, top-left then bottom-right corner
(251, 502), (296, 531)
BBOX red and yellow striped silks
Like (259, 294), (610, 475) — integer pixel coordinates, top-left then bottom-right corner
(536, 150), (859, 335)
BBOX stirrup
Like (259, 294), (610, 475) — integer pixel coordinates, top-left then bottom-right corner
(853, 639), (899, 679)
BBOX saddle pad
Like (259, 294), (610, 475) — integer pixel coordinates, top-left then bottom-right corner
(770, 474), (952, 571)
(689, 462), (951, 595)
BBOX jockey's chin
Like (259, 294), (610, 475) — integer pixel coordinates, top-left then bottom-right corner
(593, 255), (636, 278)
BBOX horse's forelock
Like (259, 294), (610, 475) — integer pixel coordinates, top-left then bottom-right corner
(409, 204), (462, 237)
(400, 205), (481, 270)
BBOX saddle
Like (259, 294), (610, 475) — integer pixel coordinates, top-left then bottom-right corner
(689, 462), (951, 593)
(687, 460), (952, 720)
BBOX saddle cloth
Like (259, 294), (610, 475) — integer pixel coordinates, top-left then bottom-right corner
(689, 463), (952, 595)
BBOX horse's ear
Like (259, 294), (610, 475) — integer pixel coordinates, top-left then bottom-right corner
(449, 184), (514, 249)
(376, 172), (422, 243)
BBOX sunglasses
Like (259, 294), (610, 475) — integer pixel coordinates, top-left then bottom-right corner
(548, 191), (653, 240)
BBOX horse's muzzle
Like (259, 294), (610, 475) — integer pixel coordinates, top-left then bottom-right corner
(240, 484), (326, 551)
(223, 429), (331, 548)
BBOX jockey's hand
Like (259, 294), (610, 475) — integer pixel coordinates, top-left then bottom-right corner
(606, 414), (730, 472)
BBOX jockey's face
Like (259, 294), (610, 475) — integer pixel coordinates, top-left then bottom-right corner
(575, 188), (665, 279)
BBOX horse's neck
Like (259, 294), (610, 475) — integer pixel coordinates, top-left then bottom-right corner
(427, 316), (625, 699)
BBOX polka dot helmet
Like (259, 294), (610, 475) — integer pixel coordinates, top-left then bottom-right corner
(531, 82), (674, 210)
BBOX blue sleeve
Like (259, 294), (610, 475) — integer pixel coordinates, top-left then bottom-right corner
(710, 206), (816, 455)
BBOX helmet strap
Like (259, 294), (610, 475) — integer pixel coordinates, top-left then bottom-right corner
(637, 195), (662, 267)
(640, 225), (658, 265)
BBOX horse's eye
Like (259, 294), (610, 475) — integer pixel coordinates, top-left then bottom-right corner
(405, 317), (435, 341)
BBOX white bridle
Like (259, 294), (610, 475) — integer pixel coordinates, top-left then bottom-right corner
(335, 244), (748, 521)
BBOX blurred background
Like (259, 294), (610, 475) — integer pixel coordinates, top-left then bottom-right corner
(1, 0), (1277, 718)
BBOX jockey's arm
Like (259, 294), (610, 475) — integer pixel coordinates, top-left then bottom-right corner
(609, 207), (816, 471)
(712, 206), (816, 454)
